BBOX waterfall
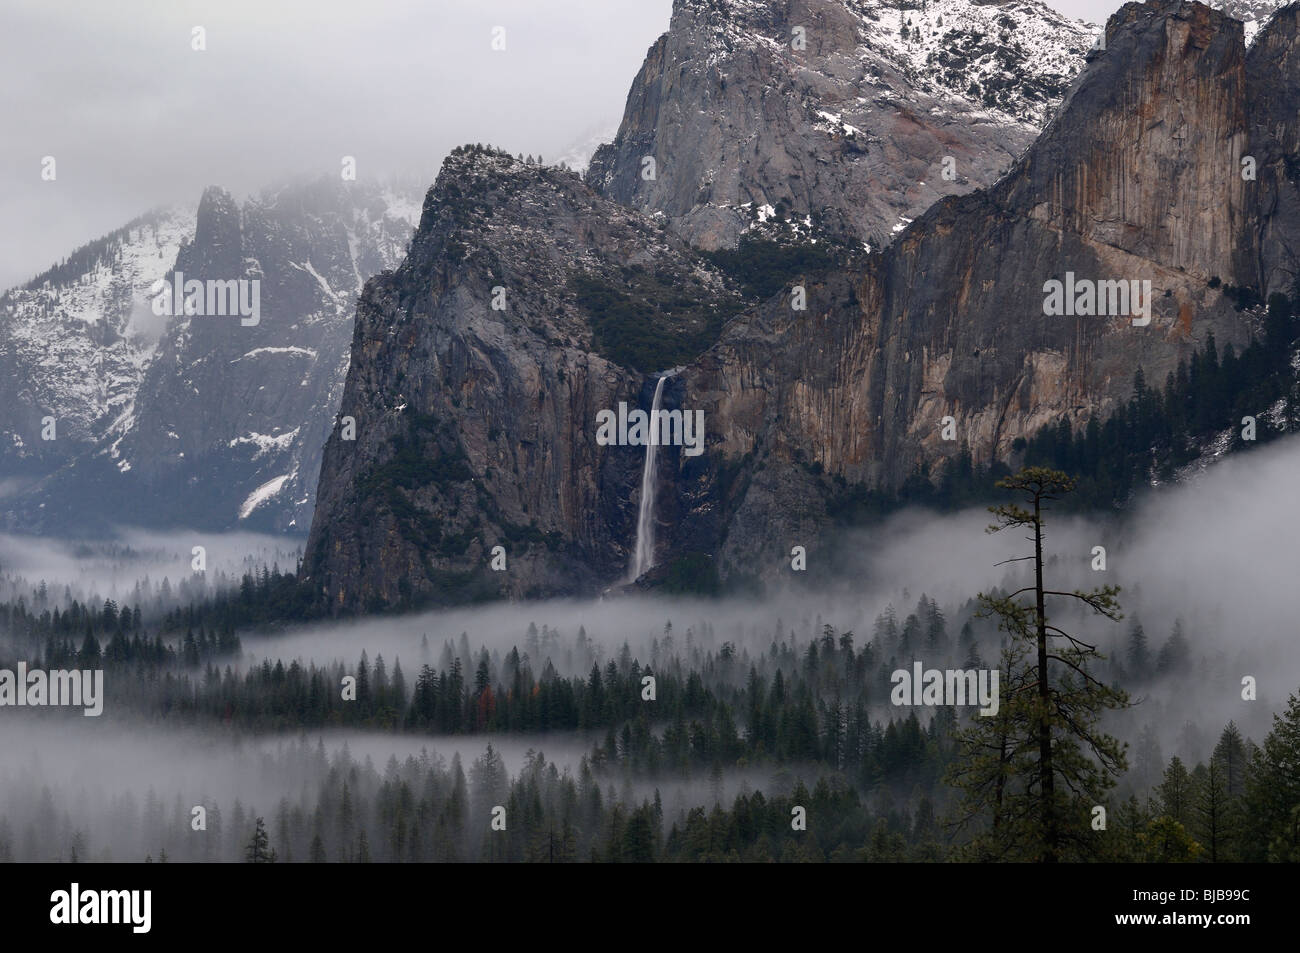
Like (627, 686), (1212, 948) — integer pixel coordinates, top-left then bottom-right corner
(629, 375), (667, 581)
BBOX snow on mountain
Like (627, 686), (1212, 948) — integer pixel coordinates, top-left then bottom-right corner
(1208, 0), (1291, 43)
(588, 0), (1099, 250)
(862, 0), (1097, 125)
(0, 179), (424, 534)
(694, 0), (1097, 126)
(553, 121), (622, 173)
(0, 207), (195, 463)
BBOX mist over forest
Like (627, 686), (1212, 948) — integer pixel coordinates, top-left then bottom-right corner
(2, 434), (1297, 862)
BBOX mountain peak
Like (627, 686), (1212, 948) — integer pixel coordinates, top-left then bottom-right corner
(1210, 0), (1290, 21)
(589, 0), (1095, 250)
(196, 184), (238, 222)
(1206, 0), (1292, 42)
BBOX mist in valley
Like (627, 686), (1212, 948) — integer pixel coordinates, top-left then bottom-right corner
(2, 434), (1299, 860)
(0, 529), (302, 610)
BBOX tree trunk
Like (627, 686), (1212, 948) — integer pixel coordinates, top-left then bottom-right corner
(1034, 492), (1058, 862)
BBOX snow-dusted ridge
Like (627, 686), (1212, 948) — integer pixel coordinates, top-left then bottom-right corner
(692, 0), (1099, 126)
(1209, 0), (1291, 43)
(0, 179), (425, 533)
(0, 206), (196, 452)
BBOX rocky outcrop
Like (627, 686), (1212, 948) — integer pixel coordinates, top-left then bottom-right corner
(0, 178), (421, 534)
(306, 1), (1300, 609)
(587, 0), (1099, 250)
(302, 149), (745, 610)
(673, 0), (1270, 577)
(0, 207), (194, 484)
(1245, 3), (1300, 290)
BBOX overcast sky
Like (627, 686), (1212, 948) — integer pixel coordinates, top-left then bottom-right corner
(0, 0), (1123, 292)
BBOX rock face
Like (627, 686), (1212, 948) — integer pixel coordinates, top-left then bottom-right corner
(1212, 0), (1288, 41)
(670, 0), (1295, 580)
(0, 179), (421, 534)
(0, 207), (195, 485)
(307, 1), (1300, 610)
(302, 148), (745, 610)
(1245, 3), (1300, 291)
(587, 0), (1099, 250)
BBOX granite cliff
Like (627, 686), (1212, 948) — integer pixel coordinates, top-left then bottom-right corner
(305, 1), (1300, 609)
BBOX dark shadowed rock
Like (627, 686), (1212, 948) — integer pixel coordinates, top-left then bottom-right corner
(302, 147), (745, 610)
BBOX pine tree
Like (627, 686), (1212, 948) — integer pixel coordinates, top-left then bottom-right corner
(874, 605), (899, 658)
(244, 816), (276, 863)
(356, 830), (371, 863)
(1132, 723), (1165, 805)
(899, 613), (922, 657)
(1192, 755), (1239, 862)
(1213, 721), (1248, 796)
(338, 783), (354, 862)
(947, 639), (1035, 860)
(356, 651), (371, 717)
(950, 468), (1129, 862)
(1138, 815), (1202, 862)
(1243, 690), (1300, 861)
(1156, 756), (1193, 825)
(79, 628), (101, 662)
(1126, 620), (1150, 681)
(923, 596), (948, 655)
(622, 804), (657, 862)
(1156, 619), (1189, 676)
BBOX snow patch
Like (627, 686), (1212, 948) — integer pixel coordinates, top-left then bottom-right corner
(291, 260), (342, 306)
(238, 474), (292, 520)
(814, 110), (862, 137)
(228, 428), (300, 457)
(233, 346), (318, 362)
